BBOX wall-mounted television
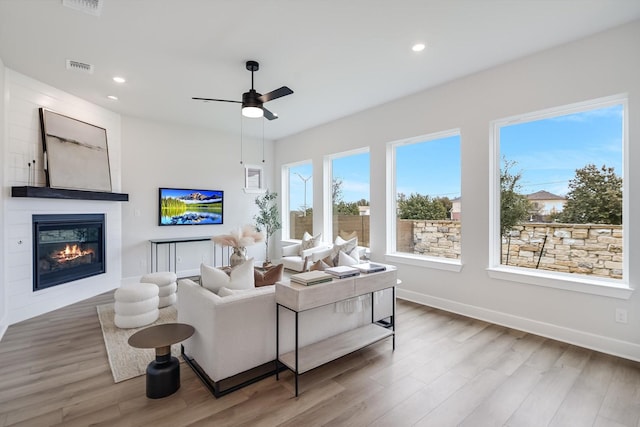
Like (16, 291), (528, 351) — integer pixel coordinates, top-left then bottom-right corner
(159, 188), (223, 226)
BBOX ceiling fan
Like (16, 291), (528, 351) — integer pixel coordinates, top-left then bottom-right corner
(193, 60), (293, 120)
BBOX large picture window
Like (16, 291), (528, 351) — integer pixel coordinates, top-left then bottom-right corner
(282, 161), (313, 240)
(387, 130), (461, 263)
(491, 96), (627, 293)
(325, 149), (370, 249)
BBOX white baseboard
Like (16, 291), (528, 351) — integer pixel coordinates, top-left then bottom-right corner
(397, 288), (640, 363)
(0, 322), (7, 342)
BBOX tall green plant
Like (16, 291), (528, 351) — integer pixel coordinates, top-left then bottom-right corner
(254, 190), (281, 263)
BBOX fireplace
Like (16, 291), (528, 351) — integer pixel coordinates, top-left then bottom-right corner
(33, 214), (106, 291)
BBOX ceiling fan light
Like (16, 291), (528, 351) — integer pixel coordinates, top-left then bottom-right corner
(242, 106), (263, 118)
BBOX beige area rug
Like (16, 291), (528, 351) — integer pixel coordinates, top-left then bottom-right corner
(97, 303), (182, 383)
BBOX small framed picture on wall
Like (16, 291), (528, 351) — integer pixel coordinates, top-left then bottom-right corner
(244, 165), (265, 193)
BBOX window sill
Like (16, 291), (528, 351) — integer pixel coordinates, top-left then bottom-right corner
(487, 266), (633, 300)
(385, 253), (463, 272)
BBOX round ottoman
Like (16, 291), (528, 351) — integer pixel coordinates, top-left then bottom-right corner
(141, 272), (178, 308)
(114, 282), (159, 329)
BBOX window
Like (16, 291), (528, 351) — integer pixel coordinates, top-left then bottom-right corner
(387, 130), (461, 265)
(491, 95), (628, 296)
(325, 149), (370, 248)
(282, 161), (313, 240)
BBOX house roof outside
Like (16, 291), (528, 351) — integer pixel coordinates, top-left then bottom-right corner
(526, 190), (566, 201)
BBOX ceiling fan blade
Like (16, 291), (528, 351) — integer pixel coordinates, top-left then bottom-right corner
(257, 86), (293, 103)
(192, 97), (241, 104)
(262, 106), (278, 121)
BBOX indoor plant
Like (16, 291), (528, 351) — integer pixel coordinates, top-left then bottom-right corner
(254, 190), (281, 266)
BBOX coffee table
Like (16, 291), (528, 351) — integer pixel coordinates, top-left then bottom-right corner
(128, 323), (195, 399)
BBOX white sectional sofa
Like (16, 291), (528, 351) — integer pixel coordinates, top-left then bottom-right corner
(177, 277), (394, 396)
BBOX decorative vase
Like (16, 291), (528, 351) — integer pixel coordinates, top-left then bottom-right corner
(230, 246), (247, 267)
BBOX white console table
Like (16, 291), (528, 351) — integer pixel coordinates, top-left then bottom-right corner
(275, 266), (397, 396)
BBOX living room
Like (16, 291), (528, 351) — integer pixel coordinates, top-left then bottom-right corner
(1, 1), (640, 425)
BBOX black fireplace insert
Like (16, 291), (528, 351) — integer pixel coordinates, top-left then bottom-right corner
(33, 214), (106, 291)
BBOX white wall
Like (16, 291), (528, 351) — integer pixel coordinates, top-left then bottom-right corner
(0, 55), (6, 336)
(275, 21), (640, 360)
(2, 69), (123, 325)
(120, 116), (275, 279)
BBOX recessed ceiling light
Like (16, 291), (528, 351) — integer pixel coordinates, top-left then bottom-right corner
(412, 43), (426, 52)
(112, 76), (126, 83)
(107, 95), (118, 100)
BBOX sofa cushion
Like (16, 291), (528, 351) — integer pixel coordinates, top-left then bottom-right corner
(254, 264), (284, 287)
(217, 286), (261, 297)
(310, 258), (332, 271)
(201, 258), (255, 293)
(329, 236), (358, 265)
(338, 250), (360, 266)
(299, 232), (322, 255)
(339, 230), (358, 241)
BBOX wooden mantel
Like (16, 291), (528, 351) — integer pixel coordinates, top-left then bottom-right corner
(11, 186), (129, 202)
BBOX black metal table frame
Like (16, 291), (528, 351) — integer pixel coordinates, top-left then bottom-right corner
(276, 286), (395, 397)
(149, 237), (229, 273)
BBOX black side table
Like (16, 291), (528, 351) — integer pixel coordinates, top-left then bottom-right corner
(128, 323), (195, 399)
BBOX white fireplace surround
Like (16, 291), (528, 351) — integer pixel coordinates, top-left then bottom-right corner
(2, 70), (123, 326)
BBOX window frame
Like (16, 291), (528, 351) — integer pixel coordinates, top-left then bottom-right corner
(488, 94), (632, 299)
(281, 159), (313, 243)
(385, 129), (463, 272)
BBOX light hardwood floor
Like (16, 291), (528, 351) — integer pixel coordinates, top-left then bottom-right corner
(1, 292), (639, 426)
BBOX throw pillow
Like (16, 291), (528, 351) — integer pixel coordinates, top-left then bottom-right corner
(329, 236), (357, 265)
(299, 232), (322, 255)
(254, 263), (284, 287)
(227, 258), (256, 291)
(339, 230), (358, 241)
(200, 263), (231, 294)
(338, 250), (359, 266)
(200, 258), (255, 293)
(309, 259), (332, 271)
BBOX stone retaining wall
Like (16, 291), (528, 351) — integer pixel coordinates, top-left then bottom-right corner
(400, 219), (623, 279)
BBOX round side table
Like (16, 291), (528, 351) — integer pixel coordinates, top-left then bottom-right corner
(128, 323), (195, 399)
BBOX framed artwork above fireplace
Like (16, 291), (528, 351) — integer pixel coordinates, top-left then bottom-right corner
(39, 108), (112, 192)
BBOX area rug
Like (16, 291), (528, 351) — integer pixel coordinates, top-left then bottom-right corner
(97, 303), (182, 383)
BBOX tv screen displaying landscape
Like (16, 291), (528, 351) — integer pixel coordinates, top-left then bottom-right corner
(159, 188), (223, 226)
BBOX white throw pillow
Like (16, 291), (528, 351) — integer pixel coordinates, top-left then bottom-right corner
(217, 287), (235, 297)
(330, 236), (357, 265)
(227, 257), (255, 290)
(338, 250), (359, 266)
(299, 232), (322, 255)
(200, 263), (230, 294)
(200, 258), (255, 293)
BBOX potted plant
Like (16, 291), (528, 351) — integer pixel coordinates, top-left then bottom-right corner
(254, 190), (281, 267)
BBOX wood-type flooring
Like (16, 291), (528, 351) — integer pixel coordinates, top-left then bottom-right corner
(1, 291), (639, 426)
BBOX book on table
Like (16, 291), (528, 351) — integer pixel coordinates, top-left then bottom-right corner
(353, 262), (387, 273)
(324, 265), (360, 279)
(290, 270), (333, 286)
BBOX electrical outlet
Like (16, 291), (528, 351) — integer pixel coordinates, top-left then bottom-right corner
(615, 308), (628, 324)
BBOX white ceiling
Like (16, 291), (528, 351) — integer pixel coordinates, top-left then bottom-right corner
(1, 0), (639, 140)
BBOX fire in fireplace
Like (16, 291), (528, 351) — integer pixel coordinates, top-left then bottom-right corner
(33, 214), (106, 291)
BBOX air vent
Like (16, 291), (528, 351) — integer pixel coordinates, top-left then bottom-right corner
(66, 59), (94, 74)
(62, 0), (104, 16)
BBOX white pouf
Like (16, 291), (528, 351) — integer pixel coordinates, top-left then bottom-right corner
(141, 272), (177, 286)
(141, 272), (178, 308)
(114, 282), (159, 329)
